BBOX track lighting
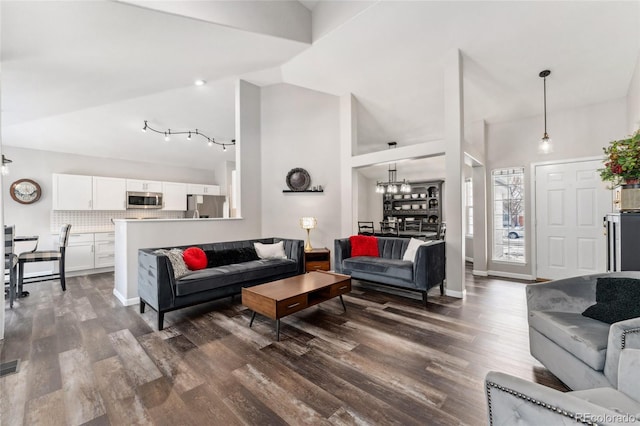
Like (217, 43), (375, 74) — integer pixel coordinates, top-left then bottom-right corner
(142, 121), (235, 151)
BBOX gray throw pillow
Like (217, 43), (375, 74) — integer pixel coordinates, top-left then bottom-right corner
(154, 248), (190, 279)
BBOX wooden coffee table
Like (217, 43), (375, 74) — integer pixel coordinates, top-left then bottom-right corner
(241, 270), (351, 341)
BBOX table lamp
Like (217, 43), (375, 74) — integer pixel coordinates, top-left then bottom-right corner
(300, 217), (317, 252)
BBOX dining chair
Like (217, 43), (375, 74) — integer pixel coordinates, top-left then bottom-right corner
(403, 219), (422, 233)
(17, 224), (71, 295)
(357, 221), (375, 236)
(4, 225), (17, 308)
(379, 221), (399, 236)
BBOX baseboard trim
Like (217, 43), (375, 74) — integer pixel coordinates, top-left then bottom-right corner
(113, 289), (139, 307)
(472, 270), (488, 277)
(445, 288), (466, 299)
(487, 270), (534, 281)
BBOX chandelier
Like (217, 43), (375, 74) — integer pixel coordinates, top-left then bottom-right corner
(142, 120), (235, 151)
(375, 142), (411, 194)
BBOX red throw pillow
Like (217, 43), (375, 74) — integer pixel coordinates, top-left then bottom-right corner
(183, 247), (207, 270)
(349, 235), (379, 257)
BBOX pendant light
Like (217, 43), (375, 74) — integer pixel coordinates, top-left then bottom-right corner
(374, 142), (411, 194)
(539, 70), (552, 154)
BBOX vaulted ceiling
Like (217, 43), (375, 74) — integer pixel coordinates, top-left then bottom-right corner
(2, 1), (638, 168)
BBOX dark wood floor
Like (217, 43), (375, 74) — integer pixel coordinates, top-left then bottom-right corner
(1, 266), (567, 425)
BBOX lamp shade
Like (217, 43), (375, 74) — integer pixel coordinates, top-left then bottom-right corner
(300, 217), (317, 230)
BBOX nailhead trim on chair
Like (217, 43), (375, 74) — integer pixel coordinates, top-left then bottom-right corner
(486, 381), (596, 425)
(621, 327), (640, 349)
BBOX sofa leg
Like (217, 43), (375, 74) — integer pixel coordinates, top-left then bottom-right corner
(140, 300), (146, 314)
(158, 312), (164, 331)
(440, 281), (445, 296)
(422, 291), (428, 307)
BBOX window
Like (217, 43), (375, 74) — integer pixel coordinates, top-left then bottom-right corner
(492, 168), (525, 263)
(465, 178), (473, 236)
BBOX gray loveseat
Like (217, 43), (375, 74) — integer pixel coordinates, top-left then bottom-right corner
(138, 237), (304, 330)
(334, 237), (445, 305)
(527, 271), (640, 391)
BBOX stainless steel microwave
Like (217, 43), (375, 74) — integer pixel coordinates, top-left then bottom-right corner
(126, 191), (163, 209)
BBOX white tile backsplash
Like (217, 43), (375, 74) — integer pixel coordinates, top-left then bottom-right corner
(51, 210), (185, 233)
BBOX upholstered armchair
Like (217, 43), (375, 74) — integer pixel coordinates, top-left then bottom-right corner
(527, 272), (640, 391)
(485, 349), (640, 425)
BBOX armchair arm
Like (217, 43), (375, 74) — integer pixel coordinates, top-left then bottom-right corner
(604, 317), (640, 388)
(413, 240), (445, 291)
(334, 239), (351, 274)
(618, 349), (640, 401)
(485, 371), (624, 426)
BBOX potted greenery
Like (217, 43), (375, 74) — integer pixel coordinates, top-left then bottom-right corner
(600, 129), (640, 186)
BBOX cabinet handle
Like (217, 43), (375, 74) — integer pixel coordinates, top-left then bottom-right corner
(339, 285), (348, 290)
(287, 302), (300, 309)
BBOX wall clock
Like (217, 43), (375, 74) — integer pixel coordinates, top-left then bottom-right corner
(10, 179), (42, 204)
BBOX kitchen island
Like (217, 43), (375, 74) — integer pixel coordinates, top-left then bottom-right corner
(113, 217), (257, 306)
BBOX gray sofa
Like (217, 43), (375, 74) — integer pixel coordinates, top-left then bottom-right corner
(138, 237), (304, 330)
(485, 349), (640, 425)
(334, 237), (445, 305)
(527, 271), (640, 391)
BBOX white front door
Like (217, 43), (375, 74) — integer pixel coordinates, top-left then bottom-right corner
(535, 160), (611, 280)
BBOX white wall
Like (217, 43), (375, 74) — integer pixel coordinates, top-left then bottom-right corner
(260, 83), (340, 256)
(2, 146), (220, 273)
(486, 97), (627, 278)
(628, 52), (640, 133)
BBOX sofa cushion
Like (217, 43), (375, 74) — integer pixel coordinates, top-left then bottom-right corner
(183, 247), (207, 270)
(175, 258), (297, 296)
(529, 310), (610, 370)
(350, 235), (379, 257)
(205, 247), (259, 268)
(342, 256), (413, 282)
(582, 277), (640, 324)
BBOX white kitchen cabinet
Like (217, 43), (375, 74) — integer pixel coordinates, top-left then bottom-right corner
(53, 174), (93, 210)
(186, 183), (220, 195)
(93, 177), (126, 210)
(65, 233), (95, 272)
(94, 232), (115, 268)
(126, 179), (162, 193)
(162, 182), (187, 211)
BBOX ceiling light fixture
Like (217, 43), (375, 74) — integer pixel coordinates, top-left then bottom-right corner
(374, 142), (411, 194)
(539, 69), (553, 154)
(194, 79), (206, 86)
(142, 120), (235, 151)
(1, 155), (13, 176)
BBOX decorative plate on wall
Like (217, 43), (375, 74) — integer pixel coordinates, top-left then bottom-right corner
(286, 168), (311, 191)
(10, 179), (42, 204)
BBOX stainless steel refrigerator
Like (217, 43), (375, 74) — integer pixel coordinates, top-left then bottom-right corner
(186, 195), (227, 218)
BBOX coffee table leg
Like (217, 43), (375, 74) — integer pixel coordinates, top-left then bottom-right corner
(340, 295), (347, 312)
(249, 311), (256, 327)
(276, 319), (280, 341)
